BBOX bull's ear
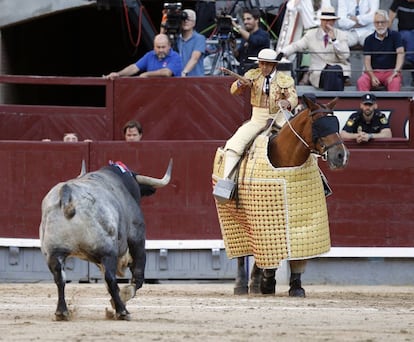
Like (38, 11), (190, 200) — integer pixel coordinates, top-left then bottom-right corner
(78, 159), (87, 178)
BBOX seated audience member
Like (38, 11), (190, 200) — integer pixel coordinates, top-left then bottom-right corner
(123, 120), (143, 142)
(285, 0), (332, 84)
(63, 132), (79, 142)
(280, 6), (351, 90)
(103, 34), (182, 79)
(357, 10), (405, 91)
(340, 93), (392, 143)
(176, 9), (206, 77)
(389, 0), (414, 86)
(337, 0), (379, 48)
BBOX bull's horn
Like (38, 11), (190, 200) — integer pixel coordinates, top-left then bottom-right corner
(78, 159), (87, 178)
(135, 159), (173, 188)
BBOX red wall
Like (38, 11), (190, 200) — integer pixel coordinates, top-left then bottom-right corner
(0, 76), (413, 247)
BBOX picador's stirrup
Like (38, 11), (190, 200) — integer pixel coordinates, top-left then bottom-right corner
(288, 273), (306, 298)
(213, 178), (237, 204)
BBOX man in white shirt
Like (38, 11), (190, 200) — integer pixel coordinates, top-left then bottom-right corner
(337, 0), (379, 47)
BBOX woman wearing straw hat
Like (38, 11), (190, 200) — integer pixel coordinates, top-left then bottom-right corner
(213, 48), (298, 203)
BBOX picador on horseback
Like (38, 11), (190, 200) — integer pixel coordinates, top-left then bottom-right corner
(212, 48), (349, 297)
(213, 48), (298, 203)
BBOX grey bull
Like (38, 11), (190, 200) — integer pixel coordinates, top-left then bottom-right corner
(39, 160), (172, 321)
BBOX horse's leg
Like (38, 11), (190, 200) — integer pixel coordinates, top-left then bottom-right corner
(260, 268), (276, 295)
(289, 260), (306, 297)
(249, 262), (263, 294)
(234, 257), (248, 295)
(47, 252), (70, 321)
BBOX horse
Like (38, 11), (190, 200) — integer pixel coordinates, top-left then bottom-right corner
(215, 95), (349, 297)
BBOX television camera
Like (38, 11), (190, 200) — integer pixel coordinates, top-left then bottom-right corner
(163, 2), (188, 36)
(216, 11), (234, 40)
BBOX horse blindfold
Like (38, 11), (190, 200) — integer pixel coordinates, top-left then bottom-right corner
(312, 115), (339, 142)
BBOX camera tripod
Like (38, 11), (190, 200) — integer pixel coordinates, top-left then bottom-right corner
(208, 36), (239, 75)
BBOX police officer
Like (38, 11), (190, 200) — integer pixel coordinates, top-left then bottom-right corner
(340, 93), (392, 143)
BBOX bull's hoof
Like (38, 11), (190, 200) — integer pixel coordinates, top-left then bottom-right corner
(260, 278), (276, 295)
(288, 286), (306, 298)
(55, 310), (70, 321)
(116, 310), (131, 321)
(120, 285), (136, 303)
(234, 285), (248, 295)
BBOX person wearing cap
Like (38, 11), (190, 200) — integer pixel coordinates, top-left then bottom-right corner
(357, 10), (404, 92)
(336, 0), (379, 48)
(177, 9), (206, 77)
(213, 48), (298, 202)
(231, 7), (270, 75)
(340, 93), (392, 143)
(103, 34), (183, 79)
(279, 6), (351, 89)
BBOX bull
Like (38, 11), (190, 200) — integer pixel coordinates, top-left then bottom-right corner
(39, 159), (172, 321)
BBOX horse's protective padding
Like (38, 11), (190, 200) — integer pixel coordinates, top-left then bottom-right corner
(212, 135), (330, 269)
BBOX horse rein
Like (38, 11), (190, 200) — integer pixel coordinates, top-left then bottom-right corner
(277, 104), (344, 159)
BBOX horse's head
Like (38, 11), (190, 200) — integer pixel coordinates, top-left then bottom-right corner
(304, 96), (349, 169)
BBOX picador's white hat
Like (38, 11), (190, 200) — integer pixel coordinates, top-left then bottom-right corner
(248, 48), (281, 63)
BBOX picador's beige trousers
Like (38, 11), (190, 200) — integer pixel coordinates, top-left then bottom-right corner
(224, 107), (272, 155)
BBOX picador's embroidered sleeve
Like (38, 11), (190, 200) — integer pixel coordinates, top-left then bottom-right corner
(269, 72), (298, 112)
(230, 68), (260, 95)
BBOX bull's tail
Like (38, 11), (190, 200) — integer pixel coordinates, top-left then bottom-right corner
(59, 184), (76, 219)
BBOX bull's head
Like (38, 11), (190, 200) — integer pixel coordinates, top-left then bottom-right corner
(135, 159), (173, 188)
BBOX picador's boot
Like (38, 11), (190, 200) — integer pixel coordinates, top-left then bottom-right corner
(288, 273), (306, 297)
(213, 149), (240, 204)
(260, 269), (276, 295)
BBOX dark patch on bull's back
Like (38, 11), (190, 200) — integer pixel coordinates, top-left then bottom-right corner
(59, 184), (76, 219)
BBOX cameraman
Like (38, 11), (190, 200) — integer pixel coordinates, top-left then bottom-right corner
(177, 9), (206, 77)
(232, 8), (270, 75)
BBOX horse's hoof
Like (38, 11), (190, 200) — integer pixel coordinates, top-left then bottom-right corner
(234, 286), (248, 295)
(260, 278), (276, 295)
(289, 286), (306, 298)
(55, 311), (70, 321)
(249, 284), (261, 294)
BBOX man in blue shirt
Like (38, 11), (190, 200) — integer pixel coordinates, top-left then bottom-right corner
(176, 9), (206, 77)
(357, 10), (404, 91)
(103, 34), (182, 79)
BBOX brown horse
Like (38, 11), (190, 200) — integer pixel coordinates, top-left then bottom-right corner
(233, 95), (349, 297)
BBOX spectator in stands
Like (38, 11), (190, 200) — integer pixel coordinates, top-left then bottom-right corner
(340, 93), (392, 143)
(63, 132), (79, 142)
(337, 0), (379, 48)
(103, 34), (183, 79)
(123, 120), (143, 142)
(280, 6), (351, 89)
(357, 10), (405, 91)
(231, 7), (270, 75)
(389, 0), (414, 87)
(285, 0), (332, 85)
(177, 9), (206, 77)
(286, 0), (332, 30)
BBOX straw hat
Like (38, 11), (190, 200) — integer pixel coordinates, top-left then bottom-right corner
(319, 6), (340, 20)
(248, 48), (281, 63)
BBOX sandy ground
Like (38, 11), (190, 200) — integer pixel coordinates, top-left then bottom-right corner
(0, 282), (413, 342)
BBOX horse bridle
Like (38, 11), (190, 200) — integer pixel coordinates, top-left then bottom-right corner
(280, 106), (344, 160)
